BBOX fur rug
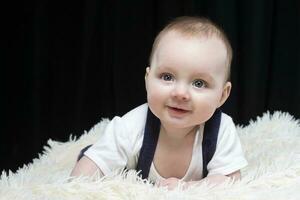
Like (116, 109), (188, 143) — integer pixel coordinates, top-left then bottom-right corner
(1, 111), (300, 200)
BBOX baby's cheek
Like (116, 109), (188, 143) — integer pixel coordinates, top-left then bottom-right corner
(147, 83), (169, 102)
(147, 90), (160, 104)
(193, 96), (219, 120)
(195, 93), (220, 107)
(147, 91), (161, 112)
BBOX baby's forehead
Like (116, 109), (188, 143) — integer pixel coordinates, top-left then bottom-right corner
(160, 30), (223, 44)
(152, 31), (229, 79)
(157, 31), (227, 58)
(155, 31), (227, 58)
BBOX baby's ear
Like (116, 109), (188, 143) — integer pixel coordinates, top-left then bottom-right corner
(145, 67), (150, 91)
(218, 82), (232, 107)
(145, 67), (150, 79)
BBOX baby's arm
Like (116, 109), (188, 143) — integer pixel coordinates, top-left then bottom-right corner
(201, 170), (240, 184)
(70, 156), (104, 178)
(190, 170), (241, 187)
(157, 170), (241, 190)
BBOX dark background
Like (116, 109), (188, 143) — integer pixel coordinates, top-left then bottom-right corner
(1, 0), (299, 173)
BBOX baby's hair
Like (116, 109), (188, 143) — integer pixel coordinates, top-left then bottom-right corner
(149, 16), (232, 82)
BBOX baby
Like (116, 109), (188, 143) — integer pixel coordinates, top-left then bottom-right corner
(71, 16), (248, 189)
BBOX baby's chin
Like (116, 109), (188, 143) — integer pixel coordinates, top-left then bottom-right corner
(160, 117), (202, 129)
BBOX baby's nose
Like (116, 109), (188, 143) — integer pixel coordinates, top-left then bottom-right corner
(171, 84), (190, 101)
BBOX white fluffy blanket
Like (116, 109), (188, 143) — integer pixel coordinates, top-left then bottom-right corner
(1, 111), (300, 200)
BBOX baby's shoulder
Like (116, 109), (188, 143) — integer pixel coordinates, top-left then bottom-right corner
(220, 112), (235, 125)
(121, 103), (148, 125)
(116, 103), (148, 137)
(218, 112), (237, 135)
(119, 103), (148, 151)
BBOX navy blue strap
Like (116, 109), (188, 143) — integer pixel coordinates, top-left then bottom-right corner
(77, 144), (92, 161)
(202, 108), (222, 178)
(135, 108), (160, 179)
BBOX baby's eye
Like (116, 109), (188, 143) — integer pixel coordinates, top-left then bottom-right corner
(192, 79), (206, 88)
(161, 73), (174, 81)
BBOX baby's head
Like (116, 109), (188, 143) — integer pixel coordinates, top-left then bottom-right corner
(149, 16), (232, 82)
(145, 16), (233, 128)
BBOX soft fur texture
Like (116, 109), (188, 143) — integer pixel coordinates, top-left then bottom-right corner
(1, 111), (300, 200)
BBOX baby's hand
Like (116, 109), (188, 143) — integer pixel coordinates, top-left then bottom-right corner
(203, 174), (231, 186)
(156, 177), (182, 190)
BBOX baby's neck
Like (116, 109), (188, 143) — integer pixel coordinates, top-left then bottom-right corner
(159, 124), (198, 147)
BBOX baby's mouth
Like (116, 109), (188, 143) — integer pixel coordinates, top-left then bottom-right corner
(167, 106), (190, 114)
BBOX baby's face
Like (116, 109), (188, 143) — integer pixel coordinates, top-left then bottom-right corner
(145, 31), (231, 129)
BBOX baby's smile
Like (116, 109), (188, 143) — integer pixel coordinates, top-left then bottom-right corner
(167, 105), (191, 117)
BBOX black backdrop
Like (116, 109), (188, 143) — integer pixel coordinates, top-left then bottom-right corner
(2, 0), (300, 172)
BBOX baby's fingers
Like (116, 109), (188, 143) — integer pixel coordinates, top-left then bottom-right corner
(156, 179), (168, 187)
(156, 178), (180, 190)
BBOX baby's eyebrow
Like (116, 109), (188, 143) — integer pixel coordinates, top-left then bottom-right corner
(155, 65), (175, 73)
(194, 73), (214, 82)
(155, 65), (215, 82)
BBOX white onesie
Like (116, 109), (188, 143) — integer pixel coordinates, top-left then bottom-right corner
(84, 103), (248, 182)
